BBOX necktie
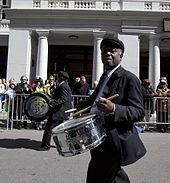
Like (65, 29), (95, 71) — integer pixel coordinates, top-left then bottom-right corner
(90, 72), (108, 114)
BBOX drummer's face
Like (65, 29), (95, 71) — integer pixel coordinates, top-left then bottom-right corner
(101, 43), (123, 70)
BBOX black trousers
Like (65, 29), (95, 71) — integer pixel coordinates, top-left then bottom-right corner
(86, 137), (130, 183)
(41, 119), (63, 148)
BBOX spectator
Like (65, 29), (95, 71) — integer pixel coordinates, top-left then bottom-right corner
(34, 77), (45, 93)
(0, 78), (5, 93)
(38, 75), (56, 96)
(141, 79), (155, 131)
(15, 75), (32, 129)
(5, 81), (16, 100)
(48, 75), (56, 96)
(72, 77), (80, 94)
(72, 75), (90, 95)
(155, 77), (170, 132)
(4, 82), (17, 126)
(0, 78), (5, 111)
(44, 79), (50, 95)
(72, 75), (90, 107)
(30, 75), (41, 93)
(75, 77), (80, 83)
(9, 78), (16, 85)
(2, 78), (7, 90)
(16, 75), (31, 94)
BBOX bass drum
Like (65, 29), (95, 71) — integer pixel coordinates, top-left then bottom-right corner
(24, 92), (51, 122)
(52, 113), (106, 157)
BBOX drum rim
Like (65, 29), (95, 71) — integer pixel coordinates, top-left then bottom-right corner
(24, 92), (51, 122)
(52, 113), (96, 133)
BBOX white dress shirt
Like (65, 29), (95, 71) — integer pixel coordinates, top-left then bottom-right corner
(90, 64), (120, 115)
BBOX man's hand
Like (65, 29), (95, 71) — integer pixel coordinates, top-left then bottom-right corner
(96, 97), (115, 114)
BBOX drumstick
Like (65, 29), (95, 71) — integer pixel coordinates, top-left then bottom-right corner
(72, 94), (119, 117)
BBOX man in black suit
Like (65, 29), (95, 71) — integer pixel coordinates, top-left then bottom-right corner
(79, 37), (146, 182)
(39, 71), (72, 151)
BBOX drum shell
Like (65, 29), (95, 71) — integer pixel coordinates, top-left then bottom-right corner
(52, 113), (106, 157)
(24, 92), (51, 122)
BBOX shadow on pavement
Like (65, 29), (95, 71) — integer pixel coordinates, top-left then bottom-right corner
(0, 138), (42, 150)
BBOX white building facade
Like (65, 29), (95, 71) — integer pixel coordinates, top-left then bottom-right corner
(0, 0), (170, 89)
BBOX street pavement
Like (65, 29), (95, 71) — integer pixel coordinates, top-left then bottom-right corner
(0, 129), (170, 183)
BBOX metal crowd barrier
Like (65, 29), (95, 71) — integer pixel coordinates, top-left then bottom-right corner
(0, 93), (11, 130)
(0, 93), (89, 130)
(136, 96), (170, 132)
(1, 93), (170, 131)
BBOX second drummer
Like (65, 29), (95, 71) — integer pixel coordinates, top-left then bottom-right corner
(38, 71), (72, 151)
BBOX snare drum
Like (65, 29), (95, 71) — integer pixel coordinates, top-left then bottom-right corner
(52, 113), (106, 157)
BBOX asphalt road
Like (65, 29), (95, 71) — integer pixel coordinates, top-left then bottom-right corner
(0, 129), (170, 183)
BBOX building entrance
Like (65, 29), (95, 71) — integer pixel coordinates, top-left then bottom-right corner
(48, 45), (93, 87)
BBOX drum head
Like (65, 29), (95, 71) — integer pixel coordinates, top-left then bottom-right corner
(24, 92), (51, 122)
(52, 113), (96, 133)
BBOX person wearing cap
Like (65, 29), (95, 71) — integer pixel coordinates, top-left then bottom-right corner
(39, 71), (72, 151)
(76, 36), (146, 183)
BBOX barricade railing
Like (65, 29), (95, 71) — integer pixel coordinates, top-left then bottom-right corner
(0, 93), (89, 130)
(0, 93), (11, 130)
(2, 93), (169, 131)
(136, 97), (170, 132)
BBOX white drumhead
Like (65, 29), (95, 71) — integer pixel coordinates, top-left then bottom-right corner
(52, 113), (96, 133)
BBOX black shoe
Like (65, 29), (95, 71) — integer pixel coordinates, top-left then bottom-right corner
(18, 124), (22, 129)
(50, 145), (56, 148)
(23, 126), (28, 129)
(37, 146), (50, 151)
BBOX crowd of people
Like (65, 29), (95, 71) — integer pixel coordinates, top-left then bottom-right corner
(0, 72), (170, 133)
(141, 76), (170, 132)
(0, 73), (99, 129)
(0, 36), (169, 182)
(0, 74), (170, 133)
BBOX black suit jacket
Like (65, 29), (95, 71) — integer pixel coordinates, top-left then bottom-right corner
(88, 66), (146, 166)
(49, 82), (72, 122)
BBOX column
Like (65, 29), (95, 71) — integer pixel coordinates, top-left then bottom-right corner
(92, 33), (104, 86)
(26, 33), (32, 82)
(36, 31), (49, 82)
(6, 29), (31, 82)
(118, 34), (140, 77)
(149, 34), (160, 90)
